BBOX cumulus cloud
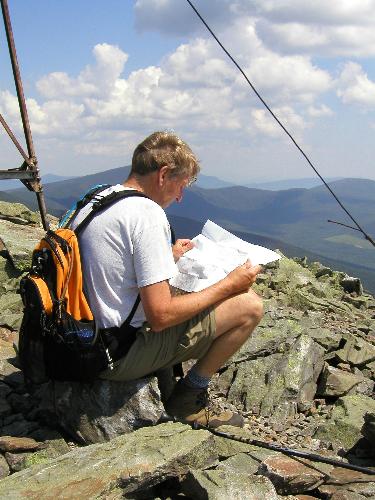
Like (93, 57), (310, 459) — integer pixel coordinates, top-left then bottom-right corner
(134, 0), (375, 57)
(134, 0), (237, 36)
(257, 21), (375, 57)
(337, 62), (375, 106)
(249, 0), (375, 26)
(2, 1), (370, 180)
(36, 44), (128, 99)
(307, 104), (333, 117)
(251, 106), (306, 138)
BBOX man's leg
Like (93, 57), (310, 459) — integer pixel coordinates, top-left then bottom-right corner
(193, 289), (263, 377)
(165, 289), (263, 427)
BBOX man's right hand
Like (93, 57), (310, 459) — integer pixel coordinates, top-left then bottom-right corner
(226, 261), (262, 294)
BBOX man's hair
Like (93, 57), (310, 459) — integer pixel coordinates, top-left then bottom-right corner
(131, 131), (200, 179)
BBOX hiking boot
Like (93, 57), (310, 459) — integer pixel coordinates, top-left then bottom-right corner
(164, 380), (244, 429)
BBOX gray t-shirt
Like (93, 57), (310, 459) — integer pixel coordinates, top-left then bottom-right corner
(71, 185), (178, 328)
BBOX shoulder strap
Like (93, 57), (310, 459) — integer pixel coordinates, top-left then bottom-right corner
(74, 189), (150, 235)
(72, 188), (150, 329)
(59, 184), (111, 229)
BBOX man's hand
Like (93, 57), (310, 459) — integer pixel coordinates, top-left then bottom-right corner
(225, 261), (262, 295)
(172, 239), (194, 262)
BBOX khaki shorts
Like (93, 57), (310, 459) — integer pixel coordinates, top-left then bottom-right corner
(100, 306), (216, 382)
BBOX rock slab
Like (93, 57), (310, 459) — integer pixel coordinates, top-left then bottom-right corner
(32, 376), (165, 444)
(0, 423), (216, 499)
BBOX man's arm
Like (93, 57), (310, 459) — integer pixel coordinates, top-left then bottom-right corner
(140, 262), (261, 332)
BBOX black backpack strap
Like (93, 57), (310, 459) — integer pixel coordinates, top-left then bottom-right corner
(74, 189), (150, 236)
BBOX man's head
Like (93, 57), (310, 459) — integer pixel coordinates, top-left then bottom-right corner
(131, 131), (200, 183)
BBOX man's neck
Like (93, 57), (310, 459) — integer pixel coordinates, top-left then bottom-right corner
(122, 174), (161, 205)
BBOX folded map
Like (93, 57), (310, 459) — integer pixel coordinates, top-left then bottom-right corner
(169, 219), (281, 292)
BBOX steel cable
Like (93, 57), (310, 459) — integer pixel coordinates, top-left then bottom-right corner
(186, 0), (375, 247)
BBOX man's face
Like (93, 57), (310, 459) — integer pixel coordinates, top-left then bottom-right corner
(159, 170), (197, 208)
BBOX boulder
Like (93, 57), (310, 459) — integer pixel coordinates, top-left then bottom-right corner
(0, 454), (10, 479)
(4, 439), (70, 473)
(258, 454), (333, 495)
(317, 467), (375, 499)
(0, 291), (24, 330)
(314, 394), (375, 450)
(362, 412), (375, 445)
(334, 338), (375, 366)
(0, 201), (40, 226)
(0, 436), (43, 453)
(182, 469), (279, 500)
(340, 276), (363, 295)
(223, 335), (324, 416)
(0, 423), (217, 499)
(0, 219), (44, 271)
(32, 377), (166, 444)
(317, 363), (363, 397)
(216, 451), (263, 475)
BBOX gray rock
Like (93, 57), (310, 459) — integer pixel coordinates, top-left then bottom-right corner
(314, 394), (375, 450)
(4, 439), (69, 473)
(308, 328), (342, 352)
(32, 377), (165, 444)
(0, 436), (43, 453)
(353, 377), (375, 397)
(0, 291), (23, 330)
(0, 453), (10, 479)
(0, 422), (217, 499)
(0, 201), (40, 226)
(335, 338), (375, 366)
(317, 363), (363, 397)
(216, 452), (262, 475)
(362, 412), (375, 445)
(258, 454), (333, 495)
(182, 469), (279, 500)
(0, 219), (44, 271)
(0, 397), (12, 417)
(1, 418), (40, 438)
(224, 335), (324, 416)
(340, 276), (363, 295)
(318, 467), (375, 499)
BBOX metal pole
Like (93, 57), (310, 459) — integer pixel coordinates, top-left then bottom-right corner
(0, 111), (30, 163)
(1, 0), (35, 160)
(0, 0), (49, 230)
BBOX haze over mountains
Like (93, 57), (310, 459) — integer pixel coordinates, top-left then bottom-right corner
(1, 166), (374, 292)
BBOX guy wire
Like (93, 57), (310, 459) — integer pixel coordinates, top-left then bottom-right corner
(186, 0), (375, 248)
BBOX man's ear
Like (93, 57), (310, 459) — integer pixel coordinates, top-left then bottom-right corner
(158, 165), (169, 187)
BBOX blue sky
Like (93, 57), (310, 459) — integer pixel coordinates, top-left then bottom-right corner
(1, 0), (375, 183)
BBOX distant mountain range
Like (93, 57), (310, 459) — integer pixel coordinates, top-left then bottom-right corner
(195, 175), (342, 190)
(1, 174), (76, 191)
(1, 166), (374, 292)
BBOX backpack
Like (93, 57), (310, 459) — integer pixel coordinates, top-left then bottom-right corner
(18, 186), (149, 386)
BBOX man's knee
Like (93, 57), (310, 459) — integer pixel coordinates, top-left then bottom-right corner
(214, 290), (263, 337)
(241, 291), (263, 328)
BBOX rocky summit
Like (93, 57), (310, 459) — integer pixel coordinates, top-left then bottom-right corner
(0, 200), (374, 499)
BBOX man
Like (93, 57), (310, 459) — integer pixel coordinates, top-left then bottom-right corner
(72, 131), (263, 428)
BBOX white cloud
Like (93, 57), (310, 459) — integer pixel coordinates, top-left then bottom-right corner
(3, 1), (373, 182)
(134, 0), (236, 36)
(36, 44), (128, 99)
(249, 0), (375, 25)
(337, 62), (375, 106)
(251, 106), (306, 138)
(134, 0), (375, 57)
(307, 104), (333, 118)
(257, 21), (375, 57)
(246, 53), (332, 103)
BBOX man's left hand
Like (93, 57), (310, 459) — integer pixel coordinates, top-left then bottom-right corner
(172, 239), (194, 261)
